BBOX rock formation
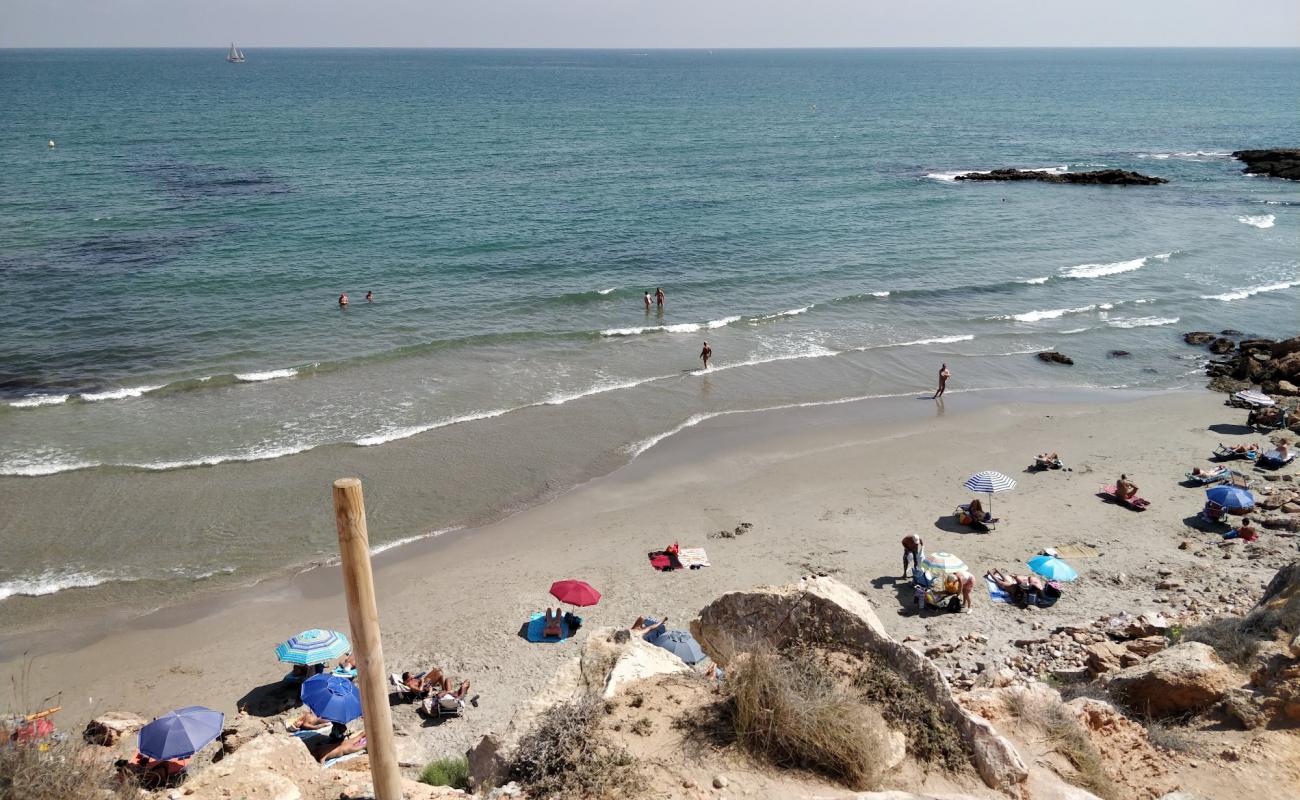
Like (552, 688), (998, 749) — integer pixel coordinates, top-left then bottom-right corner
(1037, 351), (1074, 365)
(955, 168), (1167, 185)
(1105, 642), (1238, 716)
(1232, 148), (1300, 181)
(690, 576), (1029, 791)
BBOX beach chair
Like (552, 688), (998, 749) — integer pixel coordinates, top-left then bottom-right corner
(1030, 455), (1064, 471)
(955, 503), (998, 531)
(1213, 444), (1259, 461)
(1099, 485), (1150, 511)
(388, 673), (425, 703)
(1185, 467), (1229, 485)
(421, 692), (466, 720)
(1198, 501), (1229, 525)
(1258, 449), (1296, 468)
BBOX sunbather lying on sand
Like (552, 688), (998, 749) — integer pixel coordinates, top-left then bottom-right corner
(313, 729), (366, 763)
(986, 569), (1046, 600)
(1190, 466), (1224, 477)
(286, 711), (332, 732)
(630, 616), (667, 635)
(1225, 443), (1261, 455)
(1036, 452), (1060, 464)
(542, 608), (564, 638)
(433, 680), (473, 712)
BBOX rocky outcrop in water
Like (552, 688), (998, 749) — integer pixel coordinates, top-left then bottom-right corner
(1197, 333), (1300, 399)
(1036, 351), (1074, 365)
(1232, 149), (1300, 181)
(955, 168), (1167, 185)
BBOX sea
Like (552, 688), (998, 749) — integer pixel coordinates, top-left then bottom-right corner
(1, 48), (1297, 631)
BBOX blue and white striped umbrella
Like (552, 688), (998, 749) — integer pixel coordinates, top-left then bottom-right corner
(963, 471), (1017, 494)
(275, 628), (351, 665)
(963, 471), (1016, 514)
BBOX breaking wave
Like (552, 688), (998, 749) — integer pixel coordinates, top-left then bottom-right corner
(1106, 316), (1180, 329)
(1238, 214), (1275, 229)
(1201, 280), (1300, 302)
(234, 368), (299, 382)
(1060, 253), (1169, 279)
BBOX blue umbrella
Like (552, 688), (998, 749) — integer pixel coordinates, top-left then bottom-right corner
(1027, 555), (1078, 582)
(1206, 485), (1255, 510)
(276, 629), (351, 665)
(652, 629), (706, 665)
(301, 673), (362, 724)
(137, 706), (225, 761)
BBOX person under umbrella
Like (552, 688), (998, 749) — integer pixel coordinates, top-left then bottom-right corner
(963, 471), (1017, 517)
(120, 706), (224, 789)
(277, 629), (352, 681)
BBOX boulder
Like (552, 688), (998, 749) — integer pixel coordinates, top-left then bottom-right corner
(1277, 380), (1300, 396)
(220, 712), (270, 754)
(1037, 351), (1074, 366)
(1237, 337), (1273, 352)
(1222, 329), (1246, 337)
(691, 576), (1028, 790)
(1209, 337), (1235, 355)
(83, 711), (147, 747)
(1272, 336), (1300, 359)
(1126, 636), (1167, 658)
(1232, 149), (1300, 181)
(1184, 332), (1216, 346)
(1084, 641), (1129, 675)
(1106, 642), (1237, 716)
(1222, 687), (1268, 730)
(180, 731), (317, 800)
(954, 168), (1167, 185)
(1274, 352), (1300, 380)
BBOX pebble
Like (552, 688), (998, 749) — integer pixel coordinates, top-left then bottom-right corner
(713, 774), (730, 788)
(683, 778), (697, 788)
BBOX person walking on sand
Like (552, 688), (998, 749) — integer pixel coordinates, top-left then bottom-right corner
(655, 287), (665, 308)
(644, 291), (652, 311)
(338, 293), (349, 307)
(699, 340), (712, 370)
(901, 534), (924, 578)
(933, 363), (950, 398)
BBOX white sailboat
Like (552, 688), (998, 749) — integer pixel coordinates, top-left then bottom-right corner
(226, 43), (246, 63)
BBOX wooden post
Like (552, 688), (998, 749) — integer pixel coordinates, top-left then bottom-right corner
(333, 478), (403, 800)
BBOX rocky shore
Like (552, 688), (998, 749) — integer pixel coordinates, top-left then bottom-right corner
(1232, 149), (1300, 181)
(955, 168), (1167, 185)
(1187, 331), (1300, 403)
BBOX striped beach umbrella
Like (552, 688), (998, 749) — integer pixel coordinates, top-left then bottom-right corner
(275, 629), (351, 665)
(920, 551), (968, 576)
(963, 470), (1017, 513)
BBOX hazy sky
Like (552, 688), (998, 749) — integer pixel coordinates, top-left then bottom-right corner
(3, 0), (1297, 48)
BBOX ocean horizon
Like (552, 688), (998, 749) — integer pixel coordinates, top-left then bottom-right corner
(0, 47), (1296, 620)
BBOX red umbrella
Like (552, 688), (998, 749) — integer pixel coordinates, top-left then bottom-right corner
(549, 580), (601, 607)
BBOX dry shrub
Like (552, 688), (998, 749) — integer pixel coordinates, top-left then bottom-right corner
(0, 737), (137, 800)
(1141, 719), (1196, 754)
(852, 655), (969, 772)
(727, 648), (886, 790)
(1184, 574), (1300, 666)
(1001, 690), (1117, 800)
(508, 697), (645, 800)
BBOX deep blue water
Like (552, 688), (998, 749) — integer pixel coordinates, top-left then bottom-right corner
(0, 48), (1297, 478)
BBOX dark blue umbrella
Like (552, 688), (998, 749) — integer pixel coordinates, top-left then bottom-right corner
(137, 706), (225, 761)
(1206, 485), (1255, 510)
(652, 629), (706, 665)
(301, 673), (362, 724)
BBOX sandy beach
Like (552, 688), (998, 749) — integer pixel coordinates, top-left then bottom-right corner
(3, 386), (1292, 774)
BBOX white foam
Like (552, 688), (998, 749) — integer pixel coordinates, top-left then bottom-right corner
(870, 291), (891, 297)
(924, 170), (966, 182)
(80, 385), (164, 402)
(1106, 316), (1180, 329)
(1201, 280), (1300, 302)
(894, 334), (975, 347)
(1060, 256), (1148, 279)
(540, 375), (666, 406)
(1238, 214), (1276, 229)
(234, 368), (298, 382)
(127, 444), (315, 471)
(1152, 253), (1173, 261)
(353, 408), (516, 447)
(1136, 151), (1231, 161)
(0, 570), (124, 601)
(370, 527), (462, 556)
(1017, 277), (1050, 285)
(997, 305), (1096, 323)
(602, 315), (740, 336)
(596, 287), (617, 295)
(0, 457), (100, 477)
(752, 306), (812, 322)
(988, 346), (1055, 356)
(689, 344), (839, 376)
(1060, 327), (1091, 334)
(7, 394), (70, 408)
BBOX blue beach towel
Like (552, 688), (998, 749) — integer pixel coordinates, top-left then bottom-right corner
(323, 751), (365, 768)
(526, 612), (572, 643)
(985, 577), (1014, 605)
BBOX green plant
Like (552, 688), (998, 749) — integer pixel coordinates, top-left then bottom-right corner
(418, 756), (470, 791)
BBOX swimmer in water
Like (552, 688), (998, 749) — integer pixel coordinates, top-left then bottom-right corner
(655, 287), (665, 308)
(339, 293), (349, 306)
(700, 340), (712, 370)
(644, 291), (652, 311)
(365, 291), (373, 302)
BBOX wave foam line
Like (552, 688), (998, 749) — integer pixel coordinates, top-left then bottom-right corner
(0, 570), (128, 601)
(234, 367), (299, 382)
(540, 375), (670, 406)
(601, 315), (741, 336)
(1060, 255), (1160, 280)
(353, 408), (518, 447)
(596, 287), (617, 295)
(370, 527), (463, 556)
(1017, 277), (1050, 285)
(1238, 214), (1276, 229)
(80, 384), (165, 402)
(1201, 279), (1300, 302)
(7, 394), (71, 409)
(995, 305), (1097, 323)
(752, 306), (812, 322)
(1106, 316), (1180, 329)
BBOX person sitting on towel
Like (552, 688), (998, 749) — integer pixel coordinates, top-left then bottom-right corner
(631, 616), (666, 636)
(1275, 441), (1292, 460)
(967, 498), (986, 519)
(1223, 517), (1259, 542)
(1115, 474), (1138, 501)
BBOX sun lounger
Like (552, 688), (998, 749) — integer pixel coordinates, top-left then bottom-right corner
(1099, 486), (1150, 511)
(1185, 467), (1229, 485)
(388, 672), (425, 703)
(526, 612), (572, 643)
(1213, 444), (1259, 461)
(955, 504), (998, 531)
(1258, 449), (1296, 468)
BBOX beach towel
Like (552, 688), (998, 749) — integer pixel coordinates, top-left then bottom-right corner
(647, 552), (674, 571)
(676, 547), (711, 569)
(323, 751), (365, 768)
(526, 612), (571, 643)
(1052, 543), (1100, 559)
(985, 577), (1014, 604)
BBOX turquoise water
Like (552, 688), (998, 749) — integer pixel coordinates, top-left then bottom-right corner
(0, 49), (1297, 607)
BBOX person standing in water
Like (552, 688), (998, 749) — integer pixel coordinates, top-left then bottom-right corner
(339, 293), (349, 307)
(655, 287), (665, 308)
(365, 291), (373, 302)
(933, 363), (950, 398)
(699, 341), (712, 370)
(644, 291), (652, 311)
